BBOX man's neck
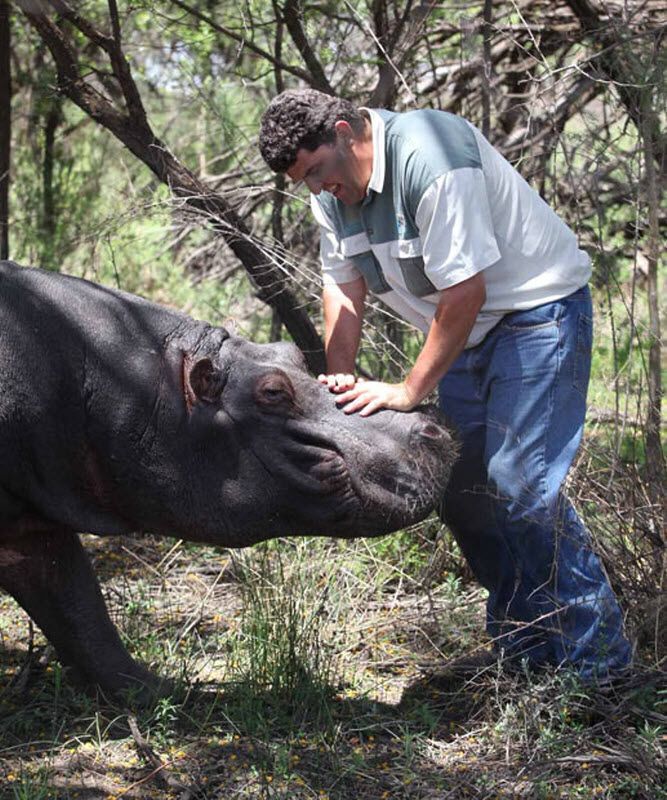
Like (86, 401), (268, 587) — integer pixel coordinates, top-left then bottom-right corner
(354, 116), (374, 195)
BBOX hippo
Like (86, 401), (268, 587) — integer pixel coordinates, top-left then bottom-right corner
(0, 260), (455, 696)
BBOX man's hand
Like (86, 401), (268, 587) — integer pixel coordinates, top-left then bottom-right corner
(333, 380), (418, 416)
(317, 373), (357, 393)
(318, 274), (486, 417)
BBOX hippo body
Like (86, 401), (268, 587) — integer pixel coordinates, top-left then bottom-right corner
(0, 260), (455, 694)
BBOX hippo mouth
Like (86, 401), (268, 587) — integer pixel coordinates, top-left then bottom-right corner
(277, 422), (357, 501)
(279, 418), (449, 534)
(352, 454), (444, 535)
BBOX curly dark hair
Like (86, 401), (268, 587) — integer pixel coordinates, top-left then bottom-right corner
(259, 89), (366, 173)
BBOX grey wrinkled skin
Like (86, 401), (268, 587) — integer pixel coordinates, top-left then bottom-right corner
(0, 261), (456, 697)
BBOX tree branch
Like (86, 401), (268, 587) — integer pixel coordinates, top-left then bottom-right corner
(106, 0), (148, 124)
(564, 0), (666, 171)
(168, 0), (319, 89)
(281, 0), (334, 94)
(49, 0), (114, 51)
(17, 0), (326, 374)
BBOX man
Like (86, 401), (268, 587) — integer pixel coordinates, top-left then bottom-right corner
(259, 88), (631, 679)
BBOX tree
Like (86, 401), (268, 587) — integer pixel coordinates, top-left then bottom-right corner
(13, 0), (663, 478)
(0, 0), (11, 260)
(17, 0), (326, 374)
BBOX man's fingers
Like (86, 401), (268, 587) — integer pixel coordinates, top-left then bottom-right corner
(319, 373), (356, 392)
(333, 381), (412, 415)
(333, 373), (356, 392)
(359, 398), (384, 417)
(334, 384), (365, 405)
(342, 392), (373, 414)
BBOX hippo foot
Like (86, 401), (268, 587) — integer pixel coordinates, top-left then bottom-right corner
(93, 666), (176, 708)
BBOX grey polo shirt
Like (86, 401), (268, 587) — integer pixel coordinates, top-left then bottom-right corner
(311, 108), (591, 347)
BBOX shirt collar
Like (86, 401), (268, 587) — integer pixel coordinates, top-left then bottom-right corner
(360, 107), (386, 195)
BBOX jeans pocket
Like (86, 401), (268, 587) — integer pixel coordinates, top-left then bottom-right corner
(573, 313), (593, 396)
(500, 301), (562, 331)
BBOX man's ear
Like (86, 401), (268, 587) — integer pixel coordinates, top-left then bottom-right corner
(188, 358), (225, 404)
(334, 119), (354, 140)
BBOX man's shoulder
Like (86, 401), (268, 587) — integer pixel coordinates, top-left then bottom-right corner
(383, 107), (466, 134)
(382, 109), (482, 177)
(370, 109), (483, 215)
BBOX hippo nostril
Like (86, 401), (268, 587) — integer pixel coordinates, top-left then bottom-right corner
(412, 420), (449, 447)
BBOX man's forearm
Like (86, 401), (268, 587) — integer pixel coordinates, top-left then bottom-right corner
(325, 321), (361, 374)
(404, 273), (486, 403)
(322, 278), (366, 373)
(328, 272), (485, 416)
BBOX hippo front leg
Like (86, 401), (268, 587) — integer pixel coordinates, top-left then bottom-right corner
(0, 525), (163, 700)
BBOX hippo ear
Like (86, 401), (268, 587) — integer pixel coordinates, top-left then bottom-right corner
(188, 358), (225, 404)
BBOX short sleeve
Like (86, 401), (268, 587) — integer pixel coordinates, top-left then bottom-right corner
(310, 195), (362, 286)
(415, 167), (500, 290)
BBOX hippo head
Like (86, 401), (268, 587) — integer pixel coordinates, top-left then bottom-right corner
(180, 334), (456, 545)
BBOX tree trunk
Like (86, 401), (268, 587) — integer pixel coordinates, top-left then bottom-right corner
(41, 101), (62, 269)
(641, 103), (665, 504)
(480, 0), (492, 140)
(0, 0), (11, 261)
(270, 172), (286, 343)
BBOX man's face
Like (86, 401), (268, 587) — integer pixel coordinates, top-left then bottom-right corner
(286, 130), (370, 205)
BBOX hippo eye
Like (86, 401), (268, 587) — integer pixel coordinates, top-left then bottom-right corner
(255, 371), (297, 412)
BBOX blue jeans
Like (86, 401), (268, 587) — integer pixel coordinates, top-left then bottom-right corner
(438, 286), (631, 679)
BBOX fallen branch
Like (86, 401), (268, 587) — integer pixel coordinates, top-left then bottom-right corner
(126, 714), (195, 796)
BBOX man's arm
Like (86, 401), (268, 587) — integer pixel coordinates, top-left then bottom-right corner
(404, 271), (485, 401)
(336, 272), (485, 415)
(318, 276), (367, 392)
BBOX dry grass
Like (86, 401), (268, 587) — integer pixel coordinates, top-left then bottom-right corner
(0, 465), (664, 800)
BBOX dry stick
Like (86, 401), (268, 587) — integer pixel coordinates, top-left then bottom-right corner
(640, 90), (666, 505)
(125, 715), (196, 796)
